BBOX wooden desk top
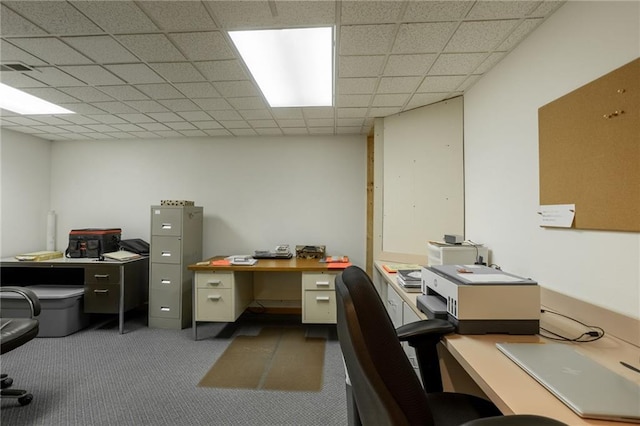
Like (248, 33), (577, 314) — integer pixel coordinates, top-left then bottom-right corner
(373, 261), (640, 425)
(188, 257), (350, 272)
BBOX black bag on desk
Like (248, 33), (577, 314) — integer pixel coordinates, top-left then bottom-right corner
(66, 228), (121, 258)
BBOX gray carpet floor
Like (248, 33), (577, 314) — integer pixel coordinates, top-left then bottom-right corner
(0, 312), (348, 426)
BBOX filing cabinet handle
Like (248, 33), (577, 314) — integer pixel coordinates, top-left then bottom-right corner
(94, 274), (110, 280)
(316, 296), (330, 302)
(207, 295), (222, 301)
(161, 223), (172, 229)
(94, 289), (109, 294)
(207, 280), (222, 286)
(315, 281), (330, 286)
(160, 306), (171, 312)
(161, 251), (172, 257)
(161, 279), (171, 285)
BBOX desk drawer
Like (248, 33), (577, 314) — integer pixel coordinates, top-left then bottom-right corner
(84, 283), (120, 314)
(85, 265), (120, 285)
(196, 288), (233, 321)
(302, 272), (336, 290)
(303, 290), (336, 324)
(195, 271), (233, 289)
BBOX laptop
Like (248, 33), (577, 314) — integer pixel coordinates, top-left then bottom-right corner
(496, 342), (640, 423)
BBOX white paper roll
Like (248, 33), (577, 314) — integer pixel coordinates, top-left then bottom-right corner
(46, 210), (56, 251)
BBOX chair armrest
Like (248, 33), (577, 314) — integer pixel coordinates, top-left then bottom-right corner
(461, 414), (567, 426)
(0, 286), (41, 317)
(396, 318), (455, 344)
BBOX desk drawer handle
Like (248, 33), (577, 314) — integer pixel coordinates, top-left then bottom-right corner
(207, 280), (222, 286)
(160, 306), (171, 312)
(161, 251), (172, 257)
(94, 289), (109, 295)
(161, 279), (171, 285)
(316, 296), (330, 302)
(161, 223), (172, 230)
(315, 281), (330, 286)
(94, 274), (110, 280)
(207, 295), (222, 301)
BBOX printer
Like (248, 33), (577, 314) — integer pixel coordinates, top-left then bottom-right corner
(417, 264), (540, 335)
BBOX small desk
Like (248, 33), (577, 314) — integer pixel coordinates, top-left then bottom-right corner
(0, 256), (149, 334)
(373, 261), (640, 425)
(188, 257), (348, 340)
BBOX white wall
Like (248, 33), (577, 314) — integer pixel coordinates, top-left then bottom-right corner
(465, 1), (640, 318)
(1, 132), (367, 267)
(0, 128), (52, 256)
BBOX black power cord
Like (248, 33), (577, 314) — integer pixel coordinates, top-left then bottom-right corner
(539, 309), (605, 342)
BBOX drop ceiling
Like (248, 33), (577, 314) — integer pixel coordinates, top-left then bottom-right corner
(0, 0), (565, 141)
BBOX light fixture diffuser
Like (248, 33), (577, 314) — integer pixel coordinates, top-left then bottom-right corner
(229, 27), (333, 108)
(0, 83), (75, 115)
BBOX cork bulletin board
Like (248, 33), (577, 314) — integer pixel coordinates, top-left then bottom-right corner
(538, 58), (639, 232)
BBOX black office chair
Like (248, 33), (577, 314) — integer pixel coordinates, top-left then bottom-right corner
(335, 266), (566, 426)
(1, 286), (40, 406)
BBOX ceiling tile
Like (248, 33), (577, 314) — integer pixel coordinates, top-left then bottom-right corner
(430, 53), (487, 75)
(116, 34), (186, 62)
(125, 100), (169, 113)
(271, 108), (303, 119)
(91, 101), (139, 114)
(339, 56), (385, 78)
(205, 129), (232, 137)
(147, 112), (183, 122)
(193, 98), (233, 110)
(179, 129), (208, 137)
(304, 107), (334, 119)
(307, 118), (335, 127)
(56, 103), (108, 115)
(84, 124), (117, 133)
(60, 65), (125, 85)
(372, 93), (409, 107)
(337, 108), (368, 118)
(466, 1), (540, 19)
(258, 128), (285, 136)
(194, 121), (223, 130)
(498, 18), (544, 51)
(207, 110), (242, 121)
(138, 122), (171, 131)
(136, 84), (185, 100)
(4, 1), (102, 34)
(21, 87), (79, 104)
(220, 120), (251, 129)
(151, 130), (182, 138)
(149, 63), (205, 83)
(337, 94), (372, 108)
(89, 115), (129, 125)
(170, 32), (234, 61)
(70, 1), (158, 33)
(173, 82), (220, 99)
(393, 22), (457, 53)
(384, 54), (436, 76)
(368, 106), (401, 116)
(98, 85), (150, 101)
(59, 87), (114, 102)
(227, 97), (267, 110)
(62, 36), (139, 64)
(341, 1), (404, 24)
(207, 1), (273, 28)
(57, 114), (100, 125)
(158, 99), (201, 112)
(116, 113), (155, 124)
(9, 37), (93, 65)
(0, 5), (46, 36)
(0, 72), (47, 88)
(444, 20), (519, 53)
(339, 25), (397, 55)
(167, 122), (197, 131)
(195, 60), (248, 81)
(1, 40), (48, 66)
(277, 119), (306, 128)
(239, 109), (272, 120)
(178, 111), (212, 121)
(248, 119), (277, 128)
(338, 78), (377, 95)
(137, 1), (217, 31)
(104, 64), (164, 84)
(112, 123), (144, 132)
(417, 75), (466, 92)
(230, 128), (257, 136)
(27, 67), (86, 86)
(377, 76), (421, 94)
(213, 81), (259, 98)
(403, 1), (473, 22)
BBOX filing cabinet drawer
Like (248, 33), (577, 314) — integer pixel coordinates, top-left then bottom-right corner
(149, 289), (180, 319)
(195, 271), (234, 289)
(84, 283), (120, 314)
(151, 236), (182, 264)
(196, 288), (233, 321)
(151, 207), (183, 236)
(150, 264), (181, 293)
(302, 290), (337, 324)
(85, 265), (120, 285)
(302, 272), (336, 290)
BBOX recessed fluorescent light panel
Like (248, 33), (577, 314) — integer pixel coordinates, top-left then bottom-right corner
(229, 27), (334, 108)
(0, 83), (75, 115)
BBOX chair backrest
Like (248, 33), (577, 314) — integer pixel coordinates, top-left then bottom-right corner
(336, 266), (434, 426)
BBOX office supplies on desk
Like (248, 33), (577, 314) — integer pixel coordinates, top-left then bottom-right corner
(14, 250), (63, 261)
(396, 269), (422, 292)
(420, 264), (540, 334)
(226, 255), (257, 266)
(497, 343), (640, 423)
(253, 245), (293, 259)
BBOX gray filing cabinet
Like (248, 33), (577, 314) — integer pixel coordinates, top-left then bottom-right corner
(149, 205), (203, 329)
